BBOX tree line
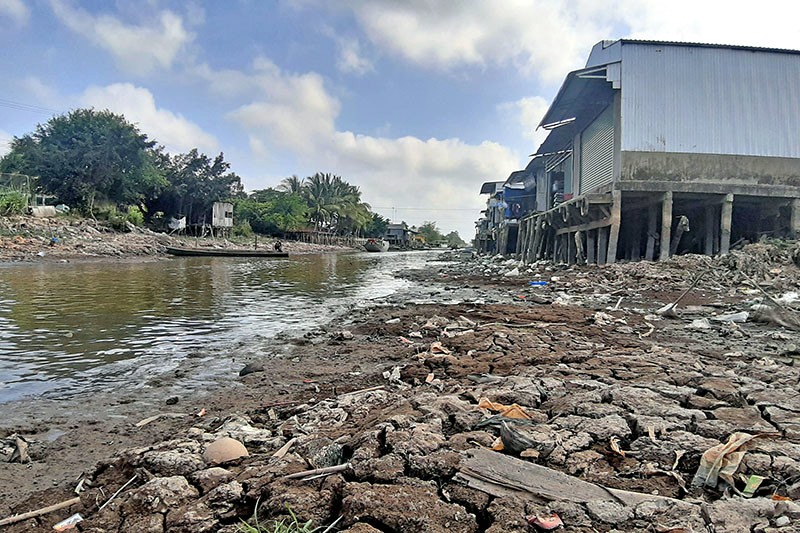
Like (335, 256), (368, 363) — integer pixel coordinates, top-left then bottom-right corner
(0, 108), (394, 238)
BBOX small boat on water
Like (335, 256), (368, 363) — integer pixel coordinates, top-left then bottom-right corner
(364, 238), (390, 252)
(165, 246), (288, 258)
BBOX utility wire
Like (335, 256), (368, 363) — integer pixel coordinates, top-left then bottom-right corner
(0, 98), (60, 115)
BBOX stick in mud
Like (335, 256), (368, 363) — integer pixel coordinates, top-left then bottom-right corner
(284, 463), (351, 480)
(97, 474), (139, 512)
(0, 497), (81, 527)
(656, 268), (710, 317)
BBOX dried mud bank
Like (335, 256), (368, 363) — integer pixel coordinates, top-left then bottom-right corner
(0, 215), (349, 261)
(3, 243), (800, 532)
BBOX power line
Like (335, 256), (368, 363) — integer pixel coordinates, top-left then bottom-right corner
(0, 98), (60, 116)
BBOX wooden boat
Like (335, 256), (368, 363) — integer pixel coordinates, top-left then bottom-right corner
(165, 246), (288, 258)
(364, 239), (389, 252)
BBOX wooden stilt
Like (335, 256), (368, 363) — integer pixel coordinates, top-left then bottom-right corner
(606, 189), (622, 264)
(646, 205), (657, 260)
(720, 193), (733, 254)
(567, 232), (576, 264)
(659, 191), (673, 261)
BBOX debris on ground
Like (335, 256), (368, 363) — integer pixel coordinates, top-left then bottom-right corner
(2, 239), (800, 532)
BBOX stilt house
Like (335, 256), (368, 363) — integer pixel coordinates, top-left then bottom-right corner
(516, 39), (800, 264)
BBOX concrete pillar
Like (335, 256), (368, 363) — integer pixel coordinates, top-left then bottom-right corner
(720, 193), (734, 254)
(659, 191), (673, 261)
(607, 189), (622, 264)
(646, 205), (657, 260)
(598, 227), (609, 265)
(791, 199), (800, 239)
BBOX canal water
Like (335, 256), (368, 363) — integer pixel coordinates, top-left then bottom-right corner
(0, 251), (436, 405)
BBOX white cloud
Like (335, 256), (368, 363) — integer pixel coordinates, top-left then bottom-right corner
(19, 77), (60, 109)
(348, 0), (609, 82)
(80, 83), (218, 154)
(221, 58), (340, 151)
(498, 96), (550, 151)
(346, 1), (800, 84)
(0, 0), (28, 24)
(336, 38), (374, 75)
(610, 0), (800, 50)
(0, 129), (13, 158)
(216, 59), (520, 238)
(326, 132), (519, 237)
(50, 0), (193, 75)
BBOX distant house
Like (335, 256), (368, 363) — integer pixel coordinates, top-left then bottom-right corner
(385, 222), (422, 248)
(385, 223), (410, 247)
(475, 181), (504, 254)
(475, 173), (540, 255)
(212, 202), (234, 228)
(514, 39), (800, 265)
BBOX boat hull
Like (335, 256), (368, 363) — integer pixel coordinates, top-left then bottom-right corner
(364, 240), (389, 252)
(166, 246), (288, 258)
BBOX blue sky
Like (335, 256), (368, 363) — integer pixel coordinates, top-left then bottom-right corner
(2, 1), (799, 239)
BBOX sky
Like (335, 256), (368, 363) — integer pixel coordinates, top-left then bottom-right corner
(2, 1), (800, 239)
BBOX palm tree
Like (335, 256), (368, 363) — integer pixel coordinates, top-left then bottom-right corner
(304, 172), (334, 231)
(278, 174), (304, 194)
(299, 172), (374, 235)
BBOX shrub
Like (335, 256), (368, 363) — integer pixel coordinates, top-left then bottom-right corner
(126, 205), (145, 226)
(0, 191), (28, 215)
(232, 220), (253, 238)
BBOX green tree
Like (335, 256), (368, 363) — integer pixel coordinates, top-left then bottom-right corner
(277, 175), (304, 194)
(416, 221), (444, 244)
(301, 172), (372, 235)
(363, 212), (389, 238)
(235, 188), (307, 235)
(1, 109), (166, 212)
(150, 149), (244, 224)
(445, 231), (466, 247)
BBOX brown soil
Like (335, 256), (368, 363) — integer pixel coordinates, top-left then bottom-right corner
(1, 242), (800, 532)
(0, 215), (351, 262)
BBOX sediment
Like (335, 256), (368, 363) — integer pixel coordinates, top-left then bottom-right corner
(2, 240), (800, 532)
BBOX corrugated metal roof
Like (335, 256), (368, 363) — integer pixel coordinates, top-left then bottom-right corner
(620, 43), (800, 158)
(538, 65), (616, 128)
(618, 39), (800, 57)
(507, 170), (527, 182)
(480, 181), (504, 194)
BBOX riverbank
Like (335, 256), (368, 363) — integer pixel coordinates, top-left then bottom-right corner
(0, 215), (353, 262)
(2, 243), (800, 531)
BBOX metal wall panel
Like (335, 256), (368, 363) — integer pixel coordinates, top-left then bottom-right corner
(621, 44), (800, 158)
(586, 40), (622, 68)
(580, 106), (614, 193)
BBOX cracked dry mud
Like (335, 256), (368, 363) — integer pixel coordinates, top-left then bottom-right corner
(2, 242), (800, 532)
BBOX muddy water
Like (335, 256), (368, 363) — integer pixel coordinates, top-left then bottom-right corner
(0, 251), (434, 404)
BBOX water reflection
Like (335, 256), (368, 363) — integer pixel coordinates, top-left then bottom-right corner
(0, 252), (429, 402)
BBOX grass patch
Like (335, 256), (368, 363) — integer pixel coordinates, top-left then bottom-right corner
(239, 504), (332, 533)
